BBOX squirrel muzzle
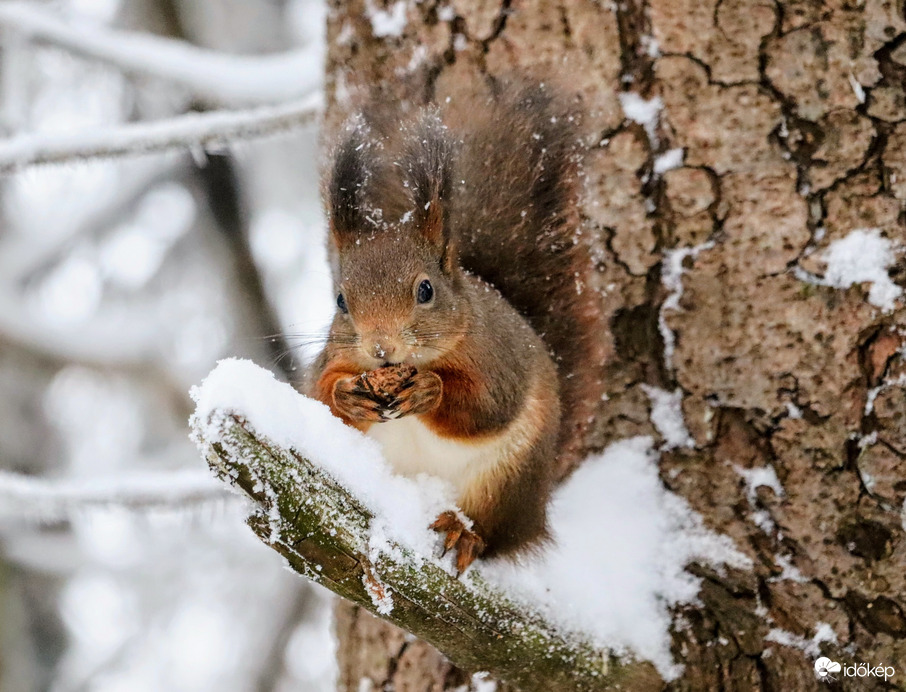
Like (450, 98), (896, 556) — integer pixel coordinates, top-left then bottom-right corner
(360, 330), (407, 365)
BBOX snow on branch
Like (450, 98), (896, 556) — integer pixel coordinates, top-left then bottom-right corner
(190, 363), (655, 691)
(0, 468), (230, 524)
(0, 3), (321, 106)
(191, 359), (751, 691)
(0, 95), (321, 174)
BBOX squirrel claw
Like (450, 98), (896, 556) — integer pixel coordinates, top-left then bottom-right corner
(333, 380), (387, 423)
(440, 523), (463, 555)
(430, 511), (485, 574)
(390, 371), (442, 418)
(453, 532), (484, 575)
(380, 407), (403, 421)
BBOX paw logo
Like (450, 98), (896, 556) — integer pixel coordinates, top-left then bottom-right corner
(815, 657), (841, 681)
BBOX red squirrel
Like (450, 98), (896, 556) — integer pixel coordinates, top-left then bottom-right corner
(309, 82), (607, 572)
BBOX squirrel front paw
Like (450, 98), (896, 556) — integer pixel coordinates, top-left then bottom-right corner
(332, 377), (388, 423)
(333, 366), (441, 423)
(385, 371), (442, 419)
(430, 510), (485, 574)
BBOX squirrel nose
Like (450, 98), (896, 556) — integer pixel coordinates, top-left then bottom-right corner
(372, 342), (392, 360)
(364, 335), (400, 363)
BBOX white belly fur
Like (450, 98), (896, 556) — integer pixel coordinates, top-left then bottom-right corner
(367, 416), (494, 496)
(366, 379), (552, 502)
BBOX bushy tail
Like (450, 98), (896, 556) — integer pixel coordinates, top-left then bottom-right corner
(446, 82), (608, 480)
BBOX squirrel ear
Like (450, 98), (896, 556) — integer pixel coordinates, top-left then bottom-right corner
(420, 193), (444, 247)
(327, 121), (372, 248)
(402, 112), (454, 254)
(422, 193), (458, 274)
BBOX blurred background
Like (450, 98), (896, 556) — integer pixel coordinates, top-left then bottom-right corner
(0, 1), (338, 690)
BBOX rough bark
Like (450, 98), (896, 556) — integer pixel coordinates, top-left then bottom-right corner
(323, 0), (906, 690)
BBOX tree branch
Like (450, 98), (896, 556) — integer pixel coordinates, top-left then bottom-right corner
(194, 152), (294, 379)
(0, 95), (321, 174)
(0, 3), (320, 107)
(193, 410), (662, 692)
(0, 468), (231, 524)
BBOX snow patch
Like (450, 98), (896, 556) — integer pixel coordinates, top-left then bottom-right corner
(618, 91), (663, 144)
(659, 242), (714, 370)
(641, 385), (694, 449)
(362, 568), (394, 615)
(365, 0), (408, 38)
(822, 229), (902, 312)
(771, 554), (807, 583)
(653, 148), (683, 175)
(766, 623), (837, 658)
(192, 360), (751, 679)
(865, 373), (906, 415)
(480, 437), (750, 680)
(640, 34), (661, 58)
(865, 385), (883, 415)
(453, 672), (497, 692)
(858, 431), (878, 448)
(735, 465), (783, 534)
(750, 509), (776, 534)
(784, 401), (803, 419)
(848, 74), (866, 104)
(735, 465), (784, 504)
(437, 5), (455, 22)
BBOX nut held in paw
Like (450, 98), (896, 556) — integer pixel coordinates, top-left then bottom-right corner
(356, 364), (417, 405)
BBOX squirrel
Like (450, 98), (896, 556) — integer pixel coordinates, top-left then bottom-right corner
(308, 81), (607, 573)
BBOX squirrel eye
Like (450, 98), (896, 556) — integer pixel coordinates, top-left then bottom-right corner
(336, 293), (348, 313)
(417, 279), (434, 304)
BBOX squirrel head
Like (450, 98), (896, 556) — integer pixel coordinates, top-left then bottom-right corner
(325, 111), (469, 370)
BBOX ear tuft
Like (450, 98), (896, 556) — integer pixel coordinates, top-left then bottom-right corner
(328, 119), (374, 247)
(400, 112), (454, 248)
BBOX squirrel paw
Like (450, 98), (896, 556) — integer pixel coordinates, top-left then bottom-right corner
(386, 371), (442, 419)
(430, 510), (485, 574)
(333, 377), (387, 423)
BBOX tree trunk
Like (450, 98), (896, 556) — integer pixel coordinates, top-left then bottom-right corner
(323, 0), (906, 689)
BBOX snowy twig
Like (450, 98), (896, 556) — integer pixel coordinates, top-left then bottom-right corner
(194, 411), (661, 692)
(0, 469), (231, 524)
(0, 3), (320, 106)
(0, 95), (322, 174)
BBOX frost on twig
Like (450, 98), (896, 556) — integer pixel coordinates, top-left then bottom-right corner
(191, 411), (659, 692)
(0, 469), (231, 525)
(0, 3), (320, 107)
(0, 95), (322, 174)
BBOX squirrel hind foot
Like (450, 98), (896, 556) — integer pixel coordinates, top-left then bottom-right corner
(430, 510), (486, 574)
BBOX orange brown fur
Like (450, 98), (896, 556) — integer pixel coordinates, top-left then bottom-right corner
(314, 358), (377, 432)
(456, 368), (559, 558)
(308, 80), (606, 571)
(421, 361), (502, 439)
